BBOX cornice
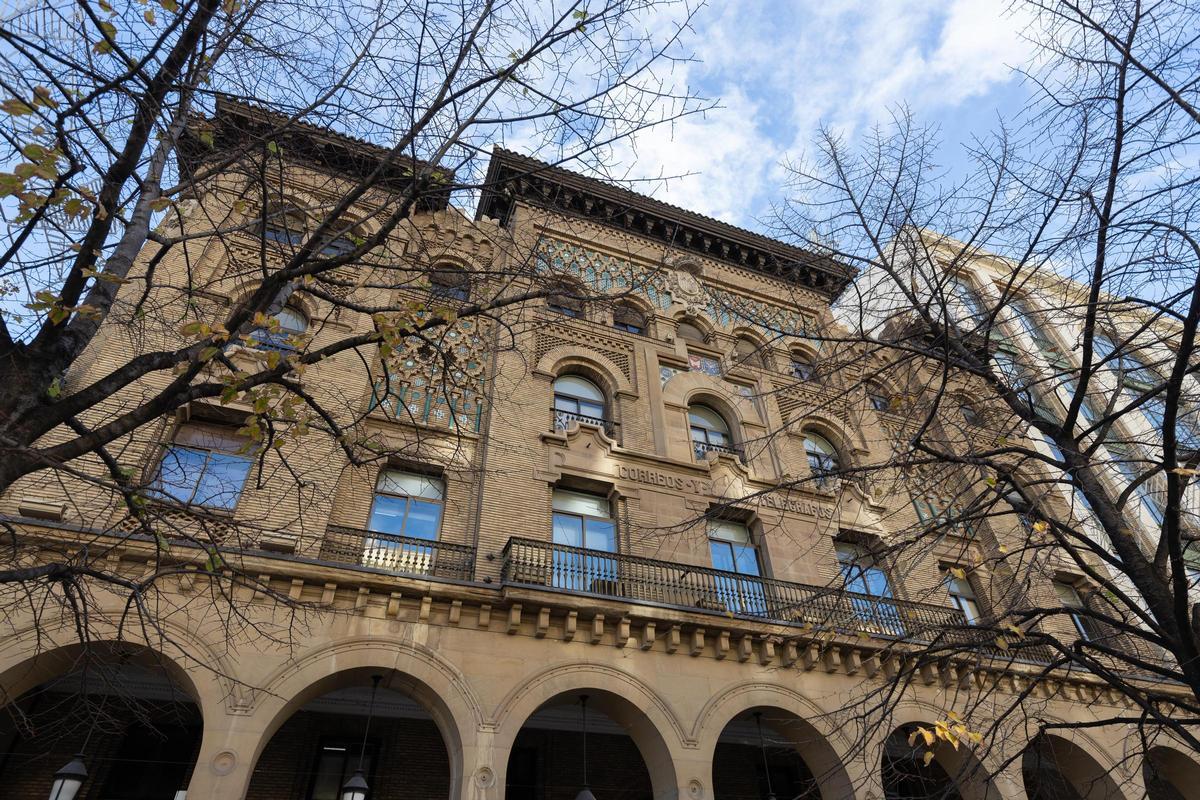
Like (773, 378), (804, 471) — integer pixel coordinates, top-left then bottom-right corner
(478, 148), (856, 300)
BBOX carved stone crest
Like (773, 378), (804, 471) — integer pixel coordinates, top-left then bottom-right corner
(669, 262), (707, 312)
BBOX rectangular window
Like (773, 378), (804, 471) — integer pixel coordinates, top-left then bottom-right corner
(1107, 445), (1165, 526)
(364, 470), (445, 574)
(149, 424), (253, 510)
(1053, 580), (1106, 642)
(836, 543), (904, 636)
(550, 489), (618, 594)
(945, 573), (982, 624)
(307, 740), (376, 800)
(707, 521), (766, 615)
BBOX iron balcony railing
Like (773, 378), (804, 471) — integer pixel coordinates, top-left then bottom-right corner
(551, 408), (620, 439)
(500, 537), (973, 643)
(693, 440), (744, 462)
(320, 525), (475, 581)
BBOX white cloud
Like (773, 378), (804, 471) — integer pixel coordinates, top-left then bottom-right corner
(608, 0), (1033, 228)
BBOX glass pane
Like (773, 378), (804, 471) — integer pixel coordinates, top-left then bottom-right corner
(553, 395), (580, 413)
(584, 519), (616, 552)
(551, 489), (610, 518)
(578, 400), (605, 419)
(377, 470), (443, 500)
(862, 566), (893, 598)
(552, 513), (584, 547)
(191, 452), (251, 509)
(404, 500), (442, 540)
(151, 446), (208, 504)
(368, 494), (409, 534)
(709, 540), (735, 572)
(1053, 581), (1082, 608)
(688, 405), (729, 434)
(709, 521), (750, 543)
(553, 375), (604, 402)
(733, 545), (761, 576)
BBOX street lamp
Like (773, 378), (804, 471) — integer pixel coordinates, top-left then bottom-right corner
(49, 754), (87, 800)
(340, 675), (382, 800)
(574, 694), (596, 800)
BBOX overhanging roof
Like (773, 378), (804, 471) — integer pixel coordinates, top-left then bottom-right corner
(477, 147), (855, 299)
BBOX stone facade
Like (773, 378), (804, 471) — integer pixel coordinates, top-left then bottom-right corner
(0, 113), (1196, 800)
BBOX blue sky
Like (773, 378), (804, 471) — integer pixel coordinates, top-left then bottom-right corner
(606, 0), (1034, 230)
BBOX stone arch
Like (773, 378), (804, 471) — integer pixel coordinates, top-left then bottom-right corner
(533, 344), (635, 398)
(1022, 732), (1127, 800)
(795, 413), (869, 461)
(663, 373), (765, 429)
(672, 311), (717, 343)
(873, 703), (1007, 800)
(244, 636), (484, 800)
(1145, 744), (1200, 800)
(0, 614), (232, 716)
(693, 682), (856, 799)
(490, 661), (688, 797)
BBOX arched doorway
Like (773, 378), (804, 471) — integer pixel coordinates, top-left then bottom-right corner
(881, 724), (996, 800)
(1021, 734), (1123, 800)
(712, 709), (820, 800)
(0, 642), (204, 799)
(247, 670), (452, 800)
(505, 691), (656, 800)
(1144, 746), (1200, 800)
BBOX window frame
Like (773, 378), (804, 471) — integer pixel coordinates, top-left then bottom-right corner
(944, 570), (983, 625)
(250, 304), (308, 352)
(552, 374), (608, 428)
(1052, 579), (1106, 642)
(551, 488), (617, 552)
(803, 432), (840, 488)
(366, 469), (446, 541)
(688, 404), (734, 460)
(148, 424), (254, 511)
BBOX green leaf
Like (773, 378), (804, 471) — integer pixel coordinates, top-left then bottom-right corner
(266, 140), (279, 155)
(46, 377), (62, 399)
(2, 98), (34, 116)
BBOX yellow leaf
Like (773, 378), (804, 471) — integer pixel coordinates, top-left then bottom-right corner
(995, 635), (1009, 650)
(1032, 520), (1049, 533)
(950, 567), (966, 580)
(144, 8), (156, 24)
(923, 751), (936, 767)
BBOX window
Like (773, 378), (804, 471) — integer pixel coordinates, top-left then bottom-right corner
(1108, 444), (1165, 526)
(790, 356), (815, 381)
(551, 489), (617, 593)
(553, 375), (606, 429)
(612, 303), (645, 335)
(1093, 334), (1158, 389)
(945, 572), (982, 624)
(367, 470), (444, 540)
(733, 337), (762, 369)
(250, 305), (307, 352)
(689, 404), (734, 460)
(429, 266), (470, 302)
(676, 320), (706, 343)
(307, 740), (376, 800)
(262, 209), (307, 246)
(803, 433), (839, 488)
(149, 424), (253, 510)
(708, 521), (766, 615)
(1053, 580), (1105, 641)
(948, 275), (986, 323)
(960, 403), (982, 426)
(836, 543), (903, 635)
(318, 234), (357, 257)
(547, 286), (584, 318)
(869, 389), (892, 412)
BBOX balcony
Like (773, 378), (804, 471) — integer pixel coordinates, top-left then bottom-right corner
(552, 408), (620, 440)
(319, 525), (476, 580)
(693, 440), (744, 463)
(500, 537), (968, 643)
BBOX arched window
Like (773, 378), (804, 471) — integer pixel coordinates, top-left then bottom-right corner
(790, 354), (815, 381)
(960, 402), (982, 426)
(261, 208), (308, 246)
(868, 386), (891, 412)
(547, 284), (585, 318)
(689, 404), (734, 460)
(612, 303), (645, 335)
(429, 265), (470, 302)
(250, 305), (307, 352)
(733, 337), (762, 368)
(803, 432), (839, 488)
(676, 320), (706, 344)
(553, 375), (607, 430)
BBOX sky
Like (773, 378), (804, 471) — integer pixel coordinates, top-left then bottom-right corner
(609, 0), (1034, 230)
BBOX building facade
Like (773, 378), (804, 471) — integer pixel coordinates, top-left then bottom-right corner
(0, 106), (1196, 800)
